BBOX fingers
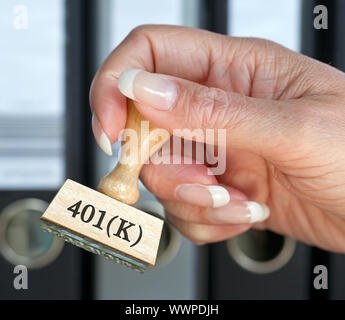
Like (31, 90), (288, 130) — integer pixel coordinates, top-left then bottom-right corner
(161, 195), (268, 244)
(90, 25), (328, 159)
(160, 198), (269, 226)
(89, 25), (227, 148)
(140, 161), (270, 224)
(166, 212), (251, 245)
(118, 69), (296, 159)
(90, 25), (300, 157)
(140, 158), (269, 244)
(140, 157), (246, 208)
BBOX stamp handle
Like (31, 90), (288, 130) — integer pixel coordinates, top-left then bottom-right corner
(98, 99), (170, 205)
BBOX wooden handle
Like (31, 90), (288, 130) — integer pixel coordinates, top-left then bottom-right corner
(98, 99), (170, 205)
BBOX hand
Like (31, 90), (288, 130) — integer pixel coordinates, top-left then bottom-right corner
(90, 25), (345, 253)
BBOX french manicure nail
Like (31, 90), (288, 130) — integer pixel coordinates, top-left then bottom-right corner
(175, 184), (230, 208)
(118, 69), (178, 110)
(91, 112), (113, 156)
(207, 201), (270, 224)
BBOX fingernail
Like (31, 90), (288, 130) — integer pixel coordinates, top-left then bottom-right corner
(118, 69), (178, 110)
(175, 184), (230, 208)
(91, 112), (112, 156)
(207, 201), (270, 224)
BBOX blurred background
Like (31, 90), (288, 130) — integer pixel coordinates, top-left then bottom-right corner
(0, 0), (344, 300)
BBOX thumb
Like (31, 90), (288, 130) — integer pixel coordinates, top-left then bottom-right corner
(118, 69), (294, 158)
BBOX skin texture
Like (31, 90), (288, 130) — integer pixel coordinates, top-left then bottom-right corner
(90, 25), (345, 253)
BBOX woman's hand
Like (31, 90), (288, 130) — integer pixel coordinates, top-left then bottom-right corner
(90, 25), (345, 253)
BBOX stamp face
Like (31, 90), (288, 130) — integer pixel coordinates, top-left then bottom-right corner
(41, 179), (163, 266)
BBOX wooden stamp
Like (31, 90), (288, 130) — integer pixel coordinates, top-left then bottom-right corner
(41, 100), (170, 272)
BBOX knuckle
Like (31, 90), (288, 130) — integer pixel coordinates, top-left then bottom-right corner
(197, 87), (231, 129)
(125, 25), (155, 50)
(128, 24), (152, 38)
(185, 86), (248, 131)
(253, 38), (285, 59)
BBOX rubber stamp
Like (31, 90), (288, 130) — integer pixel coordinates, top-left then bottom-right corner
(41, 99), (170, 272)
